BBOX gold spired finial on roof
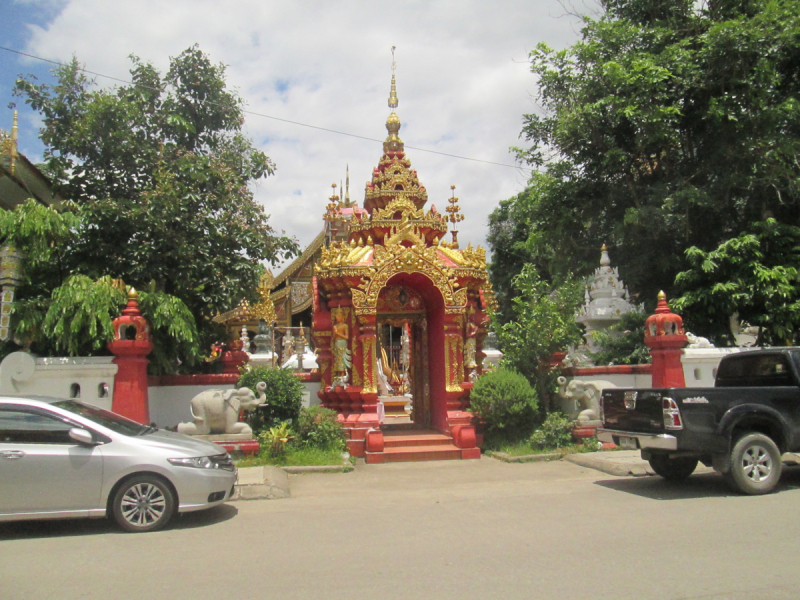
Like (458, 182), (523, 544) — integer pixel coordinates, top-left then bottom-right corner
(5, 110), (19, 177)
(446, 185), (464, 249)
(345, 164), (351, 206)
(389, 46), (398, 109)
(384, 47), (403, 154)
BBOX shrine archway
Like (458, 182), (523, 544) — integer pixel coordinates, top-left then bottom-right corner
(377, 272), (447, 431)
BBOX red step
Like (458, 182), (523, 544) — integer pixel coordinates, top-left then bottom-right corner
(364, 428), (478, 463)
(383, 430), (455, 448)
(382, 444), (463, 462)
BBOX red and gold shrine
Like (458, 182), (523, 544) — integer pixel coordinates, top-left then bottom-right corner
(311, 69), (494, 461)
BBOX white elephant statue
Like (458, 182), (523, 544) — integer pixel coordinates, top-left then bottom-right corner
(556, 376), (616, 425)
(177, 382), (267, 436)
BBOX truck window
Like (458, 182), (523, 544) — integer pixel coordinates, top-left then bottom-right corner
(716, 354), (794, 387)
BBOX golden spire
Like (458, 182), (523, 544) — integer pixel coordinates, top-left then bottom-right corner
(446, 185), (464, 249)
(389, 47), (399, 109)
(11, 110), (18, 177)
(345, 164), (351, 206)
(384, 46), (404, 154)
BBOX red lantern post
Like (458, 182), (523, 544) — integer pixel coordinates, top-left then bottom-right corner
(108, 289), (154, 423)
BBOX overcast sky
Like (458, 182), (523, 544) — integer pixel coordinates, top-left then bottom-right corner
(1, 0), (598, 267)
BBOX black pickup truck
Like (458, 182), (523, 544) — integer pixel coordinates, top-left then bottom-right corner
(597, 348), (800, 494)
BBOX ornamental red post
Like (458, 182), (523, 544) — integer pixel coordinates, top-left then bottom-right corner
(108, 288), (154, 423)
(644, 291), (687, 388)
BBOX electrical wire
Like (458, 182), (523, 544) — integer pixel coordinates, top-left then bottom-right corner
(1, 45), (532, 172)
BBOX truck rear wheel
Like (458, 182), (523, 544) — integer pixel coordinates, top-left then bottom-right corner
(725, 433), (782, 495)
(648, 455), (698, 481)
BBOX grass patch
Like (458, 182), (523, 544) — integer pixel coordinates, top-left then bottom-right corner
(236, 446), (348, 468)
(487, 440), (604, 457)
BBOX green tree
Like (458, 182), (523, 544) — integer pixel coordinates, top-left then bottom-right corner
(489, 0), (800, 315)
(493, 265), (583, 410)
(674, 219), (800, 346)
(13, 46), (298, 361)
(591, 311), (651, 365)
(0, 200), (198, 369)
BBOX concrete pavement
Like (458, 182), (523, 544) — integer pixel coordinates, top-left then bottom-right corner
(232, 449), (687, 499)
(6, 455), (800, 599)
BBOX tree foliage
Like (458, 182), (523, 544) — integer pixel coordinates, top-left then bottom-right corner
(591, 310), (651, 365)
(1, 200), (198, 369)
(493, 266), (583, 408)
(13, 46), (298, 365)
(489, 0), (800, 320)
(674, 219), (800, 345)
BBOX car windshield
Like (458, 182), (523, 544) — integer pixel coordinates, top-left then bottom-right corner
(52, 400), (151, 436)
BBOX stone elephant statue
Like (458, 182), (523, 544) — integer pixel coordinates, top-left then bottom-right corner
(556, 377), (616, 425)
(177, 382), (267, 436)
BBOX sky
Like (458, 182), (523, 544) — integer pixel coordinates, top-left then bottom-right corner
(0, 0), (598, 268)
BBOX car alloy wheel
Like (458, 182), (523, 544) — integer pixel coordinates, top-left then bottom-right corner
(742, 445), (773, 482)
(112, 475), (175, 532)
(726, 432), (782, 495)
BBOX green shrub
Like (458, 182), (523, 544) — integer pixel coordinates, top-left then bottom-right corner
(530, 412), (574, 450)
(238, 366), (304, 434)
(258, 422), (294, 458)
(469, 368), (538, 443)
(294, 406), (346, 452)
(580, 436), (602, 452)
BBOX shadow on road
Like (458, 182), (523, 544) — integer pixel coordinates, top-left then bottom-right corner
(0, 502), (239, 540)
(594, 464), (800, 500)
(171, 503), (238, 530)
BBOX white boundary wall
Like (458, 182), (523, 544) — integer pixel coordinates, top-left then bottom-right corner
(147, 379), (322, 428)
(561, 347), (752, 391)
(681, 347), (746, 387)
(0, 352), (118, 411)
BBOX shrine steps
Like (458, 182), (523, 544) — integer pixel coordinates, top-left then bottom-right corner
(364, 428), (480, 464)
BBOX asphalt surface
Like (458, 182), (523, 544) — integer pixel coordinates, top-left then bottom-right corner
(4, 455), (800, 600)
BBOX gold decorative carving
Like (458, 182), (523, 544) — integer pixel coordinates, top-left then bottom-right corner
(444, 335), (464, 392)
(361, 336), (377, 393)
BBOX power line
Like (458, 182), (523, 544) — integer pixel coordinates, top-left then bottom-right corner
(1, 45), (532, 172)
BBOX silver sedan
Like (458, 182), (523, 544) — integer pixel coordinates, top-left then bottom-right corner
(0, 396), (238, 532)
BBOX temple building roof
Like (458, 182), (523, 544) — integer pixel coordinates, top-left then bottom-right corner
(1, 112), (62, 209)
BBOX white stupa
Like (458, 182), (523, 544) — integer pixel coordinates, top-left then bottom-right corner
(576, 245), (642, 353)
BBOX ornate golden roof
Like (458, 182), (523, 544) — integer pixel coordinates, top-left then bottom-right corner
(271, 230), (326, 289)
(213, 272), (276, 324)
(314, 56), (491, 316)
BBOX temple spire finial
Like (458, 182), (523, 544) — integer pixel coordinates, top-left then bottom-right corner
(384, 47), (403, 154)
(389, 46), (398, 110)
(345, 164), (351, 206)
(10, 110), (18, 177)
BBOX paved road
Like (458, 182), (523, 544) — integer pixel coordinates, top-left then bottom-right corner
(3, 458), (800, 600)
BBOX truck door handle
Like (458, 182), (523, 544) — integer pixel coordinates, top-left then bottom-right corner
(0, 450), (25, 459)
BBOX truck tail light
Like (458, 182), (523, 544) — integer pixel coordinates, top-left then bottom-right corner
(662, 397), (683, 430)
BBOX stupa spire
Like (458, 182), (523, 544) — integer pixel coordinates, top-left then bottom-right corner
(345, 164), (351, 206)
(384, 46), (403, 154)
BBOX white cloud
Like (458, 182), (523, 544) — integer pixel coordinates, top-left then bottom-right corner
(21, 0), (594, 263)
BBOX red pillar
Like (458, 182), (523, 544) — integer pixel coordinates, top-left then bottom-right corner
(644, 291), (687, 388)
(108, 289), (154, 424)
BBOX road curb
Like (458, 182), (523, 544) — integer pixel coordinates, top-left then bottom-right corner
(487, 451), (563, 463)
(282, 463), (354, 474)
(232, 466), (291, 501)
(564, 452), (655, 477)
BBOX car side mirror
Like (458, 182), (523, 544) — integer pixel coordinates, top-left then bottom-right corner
(69, 427), (96, 446)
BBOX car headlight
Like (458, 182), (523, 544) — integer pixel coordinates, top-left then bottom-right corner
(168, 456), (215, 469)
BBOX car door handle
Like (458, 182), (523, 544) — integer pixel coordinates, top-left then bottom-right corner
(0, 450), (25, 459)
